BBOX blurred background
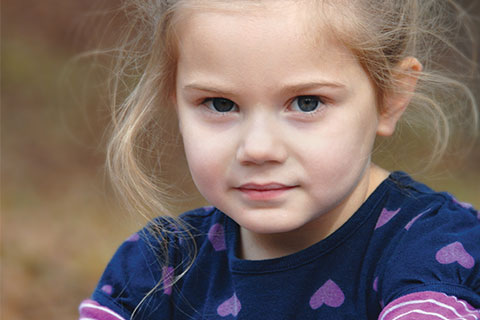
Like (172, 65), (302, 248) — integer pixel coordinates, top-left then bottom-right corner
(2, 1), (143, 318)
(1, 1), (479, 319)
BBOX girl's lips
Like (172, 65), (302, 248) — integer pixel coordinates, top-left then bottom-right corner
(238, 183), (291, 190)
(236, 183), (297, 201)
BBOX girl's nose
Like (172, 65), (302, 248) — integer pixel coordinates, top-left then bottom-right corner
(236, 115), (288, 165)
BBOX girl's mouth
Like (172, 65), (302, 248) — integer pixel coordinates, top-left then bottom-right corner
(236, 183), (297, 201)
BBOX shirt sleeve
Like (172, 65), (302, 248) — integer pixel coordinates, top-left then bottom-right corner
(376, 196), (480, 310)
(378, 291), (480, 320)
(79, 299), (126, 320)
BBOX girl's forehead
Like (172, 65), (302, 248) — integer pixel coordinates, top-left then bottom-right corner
(174, 0), (357, 52)
(176, 1), (345, 57)
(175, 0), (368, 97)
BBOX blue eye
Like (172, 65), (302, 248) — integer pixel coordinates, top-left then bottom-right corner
(291, 96), (323, 112)
(204, 98), (237, 112)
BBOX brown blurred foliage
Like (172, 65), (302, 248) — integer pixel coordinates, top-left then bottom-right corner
(1, 1), (479, 320)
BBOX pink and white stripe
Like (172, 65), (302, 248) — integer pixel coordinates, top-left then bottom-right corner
(79, 299), (126, 320)
(379, 291), (479, 320)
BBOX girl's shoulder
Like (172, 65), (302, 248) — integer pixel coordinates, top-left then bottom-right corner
(84, 206), (223, 319)
(380, 171), (479, 221)
(178, 205), (222, 228)
(373, 172), (480, 310)
(144, 205), (222, 242)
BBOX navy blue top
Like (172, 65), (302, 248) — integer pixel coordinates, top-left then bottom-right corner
(91, 172), (480, 319)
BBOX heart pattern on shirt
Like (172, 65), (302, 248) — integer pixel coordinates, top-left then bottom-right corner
(436, 241), (475, 269)
(217, 293), (241, 317)
(375, 208), (401, 229)
(101, 284), (113, 295)
(208, 223), (227, 251)
(310, 279), (345, 310)
(162, 266), (174, 295)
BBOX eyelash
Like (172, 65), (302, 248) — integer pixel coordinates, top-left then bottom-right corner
(288, 95), (326, 115)
(199, 95), (328, 116)
(201, 97), (238, 113)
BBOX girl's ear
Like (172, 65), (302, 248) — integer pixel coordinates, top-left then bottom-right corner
(377, 57), (422, 137)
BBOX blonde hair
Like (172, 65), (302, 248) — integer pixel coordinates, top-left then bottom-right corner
(102, 0), (478, 311)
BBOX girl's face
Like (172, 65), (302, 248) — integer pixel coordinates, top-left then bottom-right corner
(175, 1), (389, 258)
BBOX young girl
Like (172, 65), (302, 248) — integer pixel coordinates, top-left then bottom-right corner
(79, 0), (480, 319)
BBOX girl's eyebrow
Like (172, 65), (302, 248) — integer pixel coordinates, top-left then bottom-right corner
(183, 81), (346, 95)
(183, 83), (236, 96)
(279, 81), (347, 94)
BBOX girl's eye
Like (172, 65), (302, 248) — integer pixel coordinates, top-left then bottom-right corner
(203, 98), (237, 112)
(291, 96), (323, 113)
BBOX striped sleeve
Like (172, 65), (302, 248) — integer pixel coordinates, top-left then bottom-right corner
(378, 291), (479, 320)
(79, 299), (126, 320)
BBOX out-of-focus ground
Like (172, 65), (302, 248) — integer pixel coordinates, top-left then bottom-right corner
(1, 1), (479, 319)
